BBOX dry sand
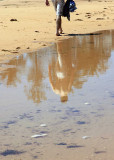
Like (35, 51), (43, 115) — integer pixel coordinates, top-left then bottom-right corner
(0, 0), (114, 63)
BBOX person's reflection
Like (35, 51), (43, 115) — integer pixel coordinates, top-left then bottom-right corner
(49, 39), (76, 102)
(49, 32), (112, 102)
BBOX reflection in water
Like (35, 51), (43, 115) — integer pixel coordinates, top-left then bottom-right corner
(0, 30), (114, 103)
(0, 56), (26, 86)
(0, 50), (49, 103)
(24, 54), (47, 103)
(49, 39), (76, 102)
(49, 30), (113, 102)
(0, 30), (114, 160)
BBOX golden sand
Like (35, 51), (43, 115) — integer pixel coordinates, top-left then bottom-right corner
(0, 0), (114, 63)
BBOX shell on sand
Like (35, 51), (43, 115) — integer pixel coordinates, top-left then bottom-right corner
(31, 134), (47, 138)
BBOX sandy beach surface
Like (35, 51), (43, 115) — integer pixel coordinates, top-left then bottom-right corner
(0, 0), (114, 63)
(0, 30), (114, 160)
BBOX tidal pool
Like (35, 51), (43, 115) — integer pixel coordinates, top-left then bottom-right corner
(0, 30), (114, 160)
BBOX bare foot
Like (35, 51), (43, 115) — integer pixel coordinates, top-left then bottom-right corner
(59, 28), (63, 34)
(56, 33), (61, 36)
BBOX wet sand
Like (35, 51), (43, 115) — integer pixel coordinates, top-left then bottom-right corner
(0, 0), (114, 63)
(0, 30), (114, 160)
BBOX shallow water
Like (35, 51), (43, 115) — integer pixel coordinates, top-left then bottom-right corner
(0, 30), (114, 160)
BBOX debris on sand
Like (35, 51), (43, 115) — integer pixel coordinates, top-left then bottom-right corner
(0, 150), (24, 156)
(31, 134), (47, 138)
(67, 144), (84, 148)
(10, 19), (18, 21)
(84, 102), (91, 105)
(82, 136), (90, 139)
(40, 124), (47, 127)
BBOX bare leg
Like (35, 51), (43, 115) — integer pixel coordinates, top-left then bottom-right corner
(59, 18), (63, 34)
(56, 15), (61, 36)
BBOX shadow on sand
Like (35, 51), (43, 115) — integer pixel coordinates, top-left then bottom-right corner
(65, 33), (102, 36)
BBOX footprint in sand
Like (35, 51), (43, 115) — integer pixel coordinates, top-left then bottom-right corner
(85, 13), (91, 18)
(86, 12), (91, 14)
(35, 31), (39, 33)
(96, 18), (104, 20)
(16, 47), (21, 50)
(85, 15), (91, 18)
(42, 44), (47, 47)
(75, 19), (83, 21)
(11, 51), (19, 54)
(85, 14), (91, 16)
(103, 14), (106, 17)
(2, 49), (11, 52)
(10, 19), (18, 22)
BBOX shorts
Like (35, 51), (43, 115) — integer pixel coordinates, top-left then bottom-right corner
(52, 0), (65, 16)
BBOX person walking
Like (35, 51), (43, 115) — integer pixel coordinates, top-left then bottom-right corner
(45, 0), (65, 36)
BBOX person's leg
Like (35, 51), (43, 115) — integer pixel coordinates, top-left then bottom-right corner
(56, 0), (64, 36)
(56, 15), (61, 36)
(59, 18), (63, 34)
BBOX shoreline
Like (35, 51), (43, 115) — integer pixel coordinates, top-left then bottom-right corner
(0, 0), (114, 63)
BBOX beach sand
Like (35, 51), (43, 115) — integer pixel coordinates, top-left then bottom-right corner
(0, 0), (114, 63)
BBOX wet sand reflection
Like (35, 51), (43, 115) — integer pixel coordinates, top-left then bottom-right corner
(49, 30), (113, 102)
(0, 30), (113, 103)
